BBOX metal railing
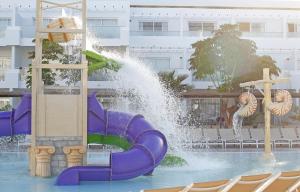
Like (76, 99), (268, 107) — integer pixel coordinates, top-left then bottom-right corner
(183, 31), (213, 37)
(130, 31), (180, 36)
(287, 32), (300, 38)
(88, 26), (121, 39)
(242, 32), (283, 38)
(0, 25), (8, 38)
(0, 70), (6, 81)
(19, 67), (29, 81)
(0, 57), (11, 81)
(21, 26), (35, 38)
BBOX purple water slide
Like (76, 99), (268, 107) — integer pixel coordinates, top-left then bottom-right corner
(0, 94), (168, 185)
(0, 94), (31, 136)
(56, 94), (168, 185)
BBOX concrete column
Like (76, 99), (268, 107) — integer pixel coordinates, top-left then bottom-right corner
(183, 48), (187, 70)
(180, 14), (183, 37)
(12, 6), (17, 27)
(11, 46), (15, 69)
(7, 45), (19, 89)
(283, 16), (287, 39)
(230, 17), (236, 25)
(294, 49), (298, 71)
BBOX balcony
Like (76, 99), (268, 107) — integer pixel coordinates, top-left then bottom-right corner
(183, 31), (213, 37)
(88, 26), (121, 39)
(0, 57), (10, 81)
(130, 31), (180, 36)
(0, 26), (7, 38)
(21, 26), (35, 38)
(241, 32), (283, 38)
(287, 32), (300, 38)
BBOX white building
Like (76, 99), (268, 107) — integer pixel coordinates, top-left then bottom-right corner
(1, 0), (300, 94)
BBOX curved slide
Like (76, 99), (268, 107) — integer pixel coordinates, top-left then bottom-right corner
(0, 94), (168, 185)
(0, 94), (31, 136)
(56, 94), (167, 185)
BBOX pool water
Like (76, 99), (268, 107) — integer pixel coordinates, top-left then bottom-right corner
(1, 151), (300, 192)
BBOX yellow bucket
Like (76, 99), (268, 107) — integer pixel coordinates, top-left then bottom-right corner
(47, 17), (77, 43)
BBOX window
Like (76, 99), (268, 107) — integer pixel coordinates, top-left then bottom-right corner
(0, 57), (10, 70)
(239, 22), (250, 32)
(239, 22), (265, 33)
(139, 21), (168, 32)
(0, 57), (10, 81)
(288, 23), (296, 32)
(0, 18), (11, 37)
(0, 99), (10, 108)
(0, 18), (11, 26)
(139, 57), (170, 72)
(88, 18), (118, 26)
(203, 23), (215, 32)
(251, 23), (265, 32)
(88, 19), (119, 38)
(188, 22), (214, 32)
(189, 22), (203, 31)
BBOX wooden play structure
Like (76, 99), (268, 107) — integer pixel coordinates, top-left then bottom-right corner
(239, 68), (292, 155)
(30, 0), (87, 177)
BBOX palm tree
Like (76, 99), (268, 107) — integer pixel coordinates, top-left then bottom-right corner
(158, 70), (192, 96)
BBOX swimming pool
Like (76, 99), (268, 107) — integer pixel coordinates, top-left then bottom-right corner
(1, 150), (300, 192)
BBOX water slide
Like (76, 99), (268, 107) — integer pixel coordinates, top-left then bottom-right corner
(0, 94), (168, 185)
(0, 94), (31, 137)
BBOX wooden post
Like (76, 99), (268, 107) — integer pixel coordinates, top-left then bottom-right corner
(263, 68), (272, 154)
(240, 68), (289, 156)
(81, 0), (88, 164)
(30, 0), (42, 176)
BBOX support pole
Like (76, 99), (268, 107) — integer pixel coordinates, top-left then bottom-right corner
(240, 68), (289, 156)
(263, 68), (272, 154)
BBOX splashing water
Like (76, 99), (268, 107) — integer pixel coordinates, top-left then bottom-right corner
(232, 107), (243, 139)
(86, 36), (188, 153)
(101, 52), (186, 153)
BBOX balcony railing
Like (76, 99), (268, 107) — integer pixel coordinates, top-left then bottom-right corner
(0, 25), (8, 38)
(88, 26), (121, 39)
(0, 57), (10, 81)
(0, 70), (6, 81)
(21, 26), (35, 38)
(242, 32), (283, 38)
(287, 32), (300, 38)
(130, 31), (180, 36)
(20, 25), (122, 39)
(130, 30), (285, 38)
(183, 31), (213, 37)
(19, 67), (29, 81)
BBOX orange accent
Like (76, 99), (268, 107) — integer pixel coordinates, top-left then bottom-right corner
(48, 33), (53, 42)
(58, 18), (68, 42)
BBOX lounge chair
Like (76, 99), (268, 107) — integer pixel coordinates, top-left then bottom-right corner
(142, 186), (184, 192)
(241, 128), (258, 148)
(272, 128), (290, 148)
(221, 173), (273, 192)
(184, 128), (206, 149)
(142, 179), (230, 192)
(256, 170), (300, 192)
(219, 129), (241, 149)
(205, 128), (223, 148)
(282, 128), (300, 148)
(250, 129), (265, 148)
(17, 135), (31, 151)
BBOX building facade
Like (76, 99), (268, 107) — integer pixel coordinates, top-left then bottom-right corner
(1, 0), (300, 93)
